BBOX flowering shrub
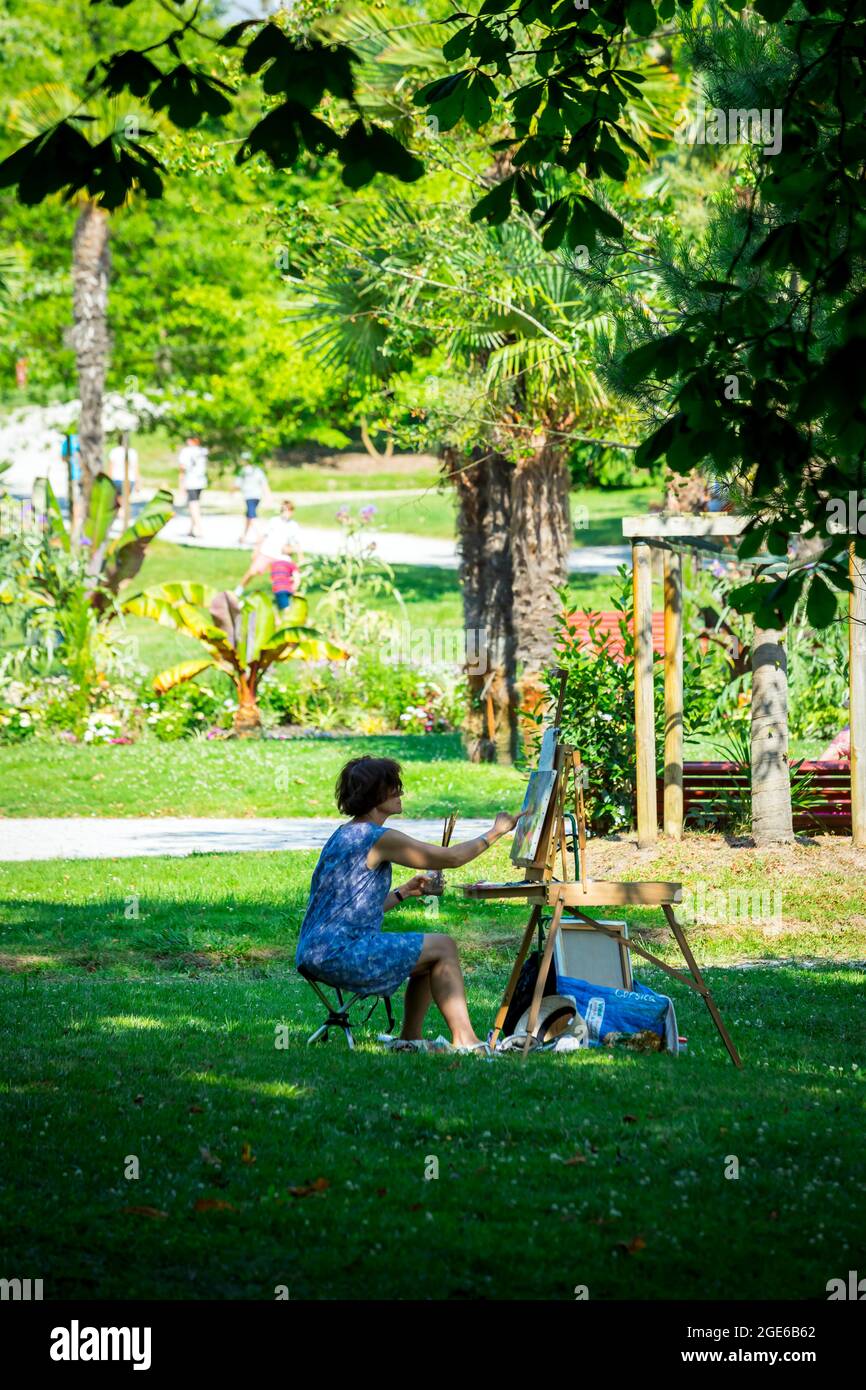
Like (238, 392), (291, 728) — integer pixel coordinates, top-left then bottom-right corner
(0, 671), (236, 745)
(399, 679), (463, 734)
(0, 673), (142, 744)
(142, 683), (233, 742)
(259, 655), (466, 735)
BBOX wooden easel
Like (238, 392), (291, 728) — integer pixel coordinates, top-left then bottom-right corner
(464, 671), (742, 1067)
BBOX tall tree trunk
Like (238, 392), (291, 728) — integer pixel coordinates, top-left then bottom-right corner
(510, 439), (572, 721)
(446, 446), (517, 763)
(71, 200), (111, 508)
(751, 626), (794, 844)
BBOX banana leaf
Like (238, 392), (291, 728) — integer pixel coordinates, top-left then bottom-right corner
(274, 594), (309, 628)
(122, 591), (200, 632)
(126, 581), (216, 608)
(209, 589), (242, 647)
(83, 473), (119, 563)
(101, 488), (174, 600)
(153, 658), (215, 695)
(241, 592), (278, 661)
(42, 479), (70, 553)
(261, 627), (349, 665)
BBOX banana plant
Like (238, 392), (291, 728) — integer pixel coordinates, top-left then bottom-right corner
(37, 472), (174, 614)
(122, 583), (347, 735)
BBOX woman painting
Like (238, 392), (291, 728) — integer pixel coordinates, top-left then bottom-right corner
(296, 756), (520, 1054)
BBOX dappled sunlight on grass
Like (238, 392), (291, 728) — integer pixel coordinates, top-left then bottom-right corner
(186, 1070), (309, 1101)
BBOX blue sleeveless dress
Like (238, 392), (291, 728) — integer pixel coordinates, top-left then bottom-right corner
(295, 821), (424, 997)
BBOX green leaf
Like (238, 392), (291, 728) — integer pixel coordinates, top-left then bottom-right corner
(102, 489), (173, 598)
(83, 473), (119, 551)
(153, 659), (214, 695)
(99, 50), (163, 99)
(634, 417), (676, 469)
(540, 198), (569, 250)
(806, 573), (838, 627)
(754, 0), (796, 19)
(737, 526), (766, 560)
(469, 175), (514, 226)
(626, 0), (657, 35)
(442, 23), (474, 61)
(149, 65), (234, 128)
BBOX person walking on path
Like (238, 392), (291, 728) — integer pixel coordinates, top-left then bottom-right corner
(177, 436), (209, 539)
(236, 453), (270, 546)
(237, 498), (304, 611)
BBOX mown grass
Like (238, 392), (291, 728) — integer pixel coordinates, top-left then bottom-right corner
(0, 846), (863, 1300)
(239, 485), (661, 546)
(0, 733), (528, 818)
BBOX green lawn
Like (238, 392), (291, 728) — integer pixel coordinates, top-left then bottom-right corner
(293, 485), (661, 545)
(0, 724), (824, 818)
(0, 733), (528, 818)
(0, 845), (863, 1300)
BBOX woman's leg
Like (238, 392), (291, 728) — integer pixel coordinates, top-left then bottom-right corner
(400, 970), (432, 1041)
(408, 935), (481, 1048)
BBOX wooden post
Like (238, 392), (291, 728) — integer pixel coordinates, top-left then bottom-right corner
(850, 542), (866, 848)
(663, 548), (684, 839)
(633, 540), (657, 846)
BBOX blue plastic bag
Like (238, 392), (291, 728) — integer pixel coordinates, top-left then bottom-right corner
(556, 974), (679, 1053)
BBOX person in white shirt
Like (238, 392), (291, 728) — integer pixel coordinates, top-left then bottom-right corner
(177, 436), (209, 539)
(237, 499), (304, 610)
(108, 434), (140, 497)
(236, 453), (270, 545)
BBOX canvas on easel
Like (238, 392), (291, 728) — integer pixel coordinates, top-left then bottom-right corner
(510, 770), (558, 865)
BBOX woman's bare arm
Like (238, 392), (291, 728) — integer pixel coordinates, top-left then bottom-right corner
(367, 812), (520, 871)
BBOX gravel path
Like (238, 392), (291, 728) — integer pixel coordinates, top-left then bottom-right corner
(0, 817), (493, 861)
(159, 507), (630, 573)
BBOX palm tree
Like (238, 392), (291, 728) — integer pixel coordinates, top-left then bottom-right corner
(8, 86), (157, 505)
(71, 199), (110, 504)
(295, 204), (621, 759)
(122, 584), (347, 736)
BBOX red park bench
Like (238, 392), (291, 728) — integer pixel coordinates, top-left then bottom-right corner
(568, 610), (665, 659)
(656, 761), (852, 835)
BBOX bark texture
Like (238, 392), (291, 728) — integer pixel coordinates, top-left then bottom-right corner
(71, 201), (111, 504)
(750, 626), (794, 845)
(510, 440), (572, 690)
(446, 446), (517, 762)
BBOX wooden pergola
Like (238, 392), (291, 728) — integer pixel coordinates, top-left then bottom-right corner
(623, 514), (866, 849)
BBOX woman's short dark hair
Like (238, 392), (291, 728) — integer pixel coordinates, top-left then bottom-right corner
(336, 757), (403, 817)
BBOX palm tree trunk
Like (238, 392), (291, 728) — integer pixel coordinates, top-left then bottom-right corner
(71, 200), (111, 509)
(751, 625), (794, 844)
(446, 446), (517, 762)
(510, 438), (572, 718)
